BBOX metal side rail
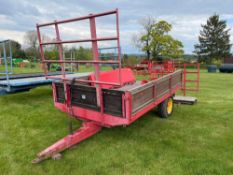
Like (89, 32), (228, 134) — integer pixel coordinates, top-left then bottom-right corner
(173, 95), (197, 105)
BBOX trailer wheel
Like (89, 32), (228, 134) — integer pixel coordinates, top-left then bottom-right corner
(158, 97), (173, 118)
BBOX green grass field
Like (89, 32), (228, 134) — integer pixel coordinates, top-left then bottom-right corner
(0, 64), (114, 74)
(0, 65), (43, 74)
(0, 71), (233, 175)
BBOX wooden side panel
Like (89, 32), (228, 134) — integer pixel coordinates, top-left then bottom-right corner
(70, 85), (99, 111)
(171, 72), (182, 87)
(130, 70), (183, 114)
(103, 89), (124, 117)
(132, 86), (154, 113)
(54, 70), (182, 121)
(55, 83), (65, 103)
(156, 77), (169, 99)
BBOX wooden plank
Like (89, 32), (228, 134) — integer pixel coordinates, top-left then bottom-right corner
(117, 81), (141, 91)
(129, 70), (183, 113)
(128, 69), (183, 94)
(132, 86), (154, 113)
(173, 95), (197, 105)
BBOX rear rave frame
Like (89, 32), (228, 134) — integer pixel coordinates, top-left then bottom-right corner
(33, 9), (183, 163)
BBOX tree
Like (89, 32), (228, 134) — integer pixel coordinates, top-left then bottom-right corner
(194, 14), (231, 63)
(149, 21), (184, 59)
(44, 47), (59, 70)
(24, 30), (40, 60)
(24, 30), (49, 61)
(24, 31), (38, 50)
(9, 40), (25, 58)
(44, 49), (59, 60)
(76, 46), (92, 60)
(134, 18), (184, 60)
(138, 17), (155, 59)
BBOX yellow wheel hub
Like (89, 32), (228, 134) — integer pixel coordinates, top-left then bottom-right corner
(167, 98), (173, 114)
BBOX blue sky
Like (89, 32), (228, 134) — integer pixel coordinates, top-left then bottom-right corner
(0, 0), (233, 54)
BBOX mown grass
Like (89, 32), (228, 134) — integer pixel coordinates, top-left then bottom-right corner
(0, 64), (113, 75)
(0, 65), (43, 74)
(0, 70), (233, 175)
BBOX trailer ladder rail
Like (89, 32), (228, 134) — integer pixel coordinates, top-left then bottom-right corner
(36, 9), (122, 121)
(36, 9), (121, 85)
(182, 63), (200, 96)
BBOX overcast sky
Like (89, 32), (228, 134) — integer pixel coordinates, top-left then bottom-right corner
(0, 0), (233, 54)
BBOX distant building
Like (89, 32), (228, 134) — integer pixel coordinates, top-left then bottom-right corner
(224, 57), (233, 64)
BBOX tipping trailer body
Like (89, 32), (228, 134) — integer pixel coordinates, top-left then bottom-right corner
(52, 69), (182, 127)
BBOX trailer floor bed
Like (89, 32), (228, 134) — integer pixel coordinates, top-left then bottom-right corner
(0, 73), (89, 95)
(0, 72), (72, 81)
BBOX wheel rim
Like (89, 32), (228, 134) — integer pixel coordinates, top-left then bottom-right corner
(167, 98), (173, 114)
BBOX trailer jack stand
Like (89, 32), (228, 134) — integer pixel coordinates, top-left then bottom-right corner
(32, 121), (102, 164)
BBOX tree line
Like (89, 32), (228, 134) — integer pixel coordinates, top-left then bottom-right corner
(4, 31), (93, 62)
(134, 14), (232, 64)
(4, 14), (232, 65)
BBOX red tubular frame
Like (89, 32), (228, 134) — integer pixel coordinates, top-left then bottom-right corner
(34, 9), (123, 163)
(36, 8), (122, 111)
(42, 60), (119, 64)
(37, 9), (117, 27)
(41, 37), (118, 45)
(182, 63), (200, 96)
(32, 121), (102, 164)
(131, 60), (200, 96)
(34, 9), (185, 163)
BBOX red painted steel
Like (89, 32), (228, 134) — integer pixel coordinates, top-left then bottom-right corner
(42, 60), (119, 64)
(36, 9), (121, 84)
(37, 9), (117, 27)
(40, 37), (118, 45)
(32, 121), (102, 164)
(36, 25), (47, 77)
(116, 8), (122, 86)
(89, 68), (135, 88)
(51, 73), (181, 127)
(34, 9), (184, 163)
(129, 60), (200, 96)
(89, 14), (101, 108)
(35, 9), (124, 162)
(45, 75), (122, 86)
(182, 63), (200, 96)
(130, 60), (176, 79)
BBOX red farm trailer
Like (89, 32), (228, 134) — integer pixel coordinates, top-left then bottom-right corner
(130, 60), (176, 77)
(32, 9), (195, 163)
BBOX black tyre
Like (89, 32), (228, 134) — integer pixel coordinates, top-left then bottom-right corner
(157, 97), (174, 118)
